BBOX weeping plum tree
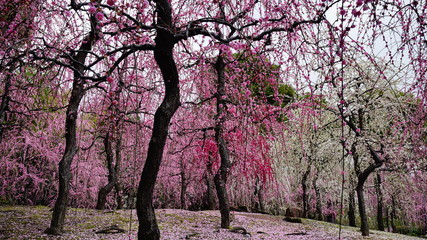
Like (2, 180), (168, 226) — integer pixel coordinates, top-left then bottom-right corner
(0, 0), (425, 239)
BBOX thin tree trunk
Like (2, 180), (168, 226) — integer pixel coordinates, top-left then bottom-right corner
(213, 54), (232, 229)
(206, 160), (216, 210)
(375, 172), (384, 231)
(348, 188), (356, 227)
(0, 74), (11, 142)
(313, 174), (323, 221)
(302, 165), (310, 218)
(136, 1), (180, 239)
(96, 132), (117, 210)
(115, 134), (123, 209)
(180, 169), (187, 209)
(45, 11), (99, 235)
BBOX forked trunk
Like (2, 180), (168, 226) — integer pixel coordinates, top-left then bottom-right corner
(96, 133), (117, 210)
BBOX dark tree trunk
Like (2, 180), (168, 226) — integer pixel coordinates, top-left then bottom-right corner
(302, 165), (311, 218)
(213, 54), (232, 229)
(180, 169), (187, 209)
(45, 12), (99, 235)
(136, 1), (180, 239)
(115, 134), (123, 209)
(313, 174), (323, 221)
(206, 160), (216, 210)
(96, 133), (117, 210)
(348, 188), (356, 227)
(356, 161), (382, 236)
(356, 184), (369, 236)
(375, 172), (384, 231)
(350, 141), (384, 236)
(0, 74), (11, 141)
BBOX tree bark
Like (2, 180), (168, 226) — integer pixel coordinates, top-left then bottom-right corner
(213, 54), (232, 229)
(0, 74), (11, 142)
(348, 188), (356, 227)
(302, 165), (311, 218)
(313, 174), (323, 221)
(375, 172), (384, 231)
(356, 184), (369, 236)
(206, 160), (216, 210)
(45, 13), (99, 232)
(136, 1), (180, 239)
(180, 168), (187, 209)
(115, 134), (123, 209)
(96, 133), (117, 210)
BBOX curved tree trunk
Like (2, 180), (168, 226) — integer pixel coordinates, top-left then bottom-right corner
(136, 1), (180, 239)
(45, 11), (99, 235)
(213, 54), (232, 229)
(356, 162), (382, 236)
(96, 132), (117, 210)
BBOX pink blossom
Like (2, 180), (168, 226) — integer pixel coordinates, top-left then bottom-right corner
(106, 76), (114, 83)
(88, 6), (97, 15)
(95, 12), (104, 21)
(107, 0), (116, 6)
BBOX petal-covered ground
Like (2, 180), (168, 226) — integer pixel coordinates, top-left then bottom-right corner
(0, 205), (423, 239)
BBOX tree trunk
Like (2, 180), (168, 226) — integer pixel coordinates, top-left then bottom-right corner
(136, 1), (180, 239)
(45, 79), (85, 235)
(351, 141), (384, 236)
(45, 12), (99, 235)
(348, 188), (356, 227)
(302, 165), (310, 218)
(96, 133), (117, 210)
(115, 134), (123, 209)
(356, 184), (369, 236)
(180, 169), (187, 209)
(257, 184), (265, 213)
(375, 172), (384, 231)
(206, 160), (216, 210)
(313, 174), (323, 221)
(0, 74), (11, 142)
(213, 54), (232, 229)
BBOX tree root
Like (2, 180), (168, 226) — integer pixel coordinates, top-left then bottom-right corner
(95, 225), (125, 234)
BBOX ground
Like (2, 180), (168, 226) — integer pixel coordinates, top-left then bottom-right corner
(0, 205), (423, 239)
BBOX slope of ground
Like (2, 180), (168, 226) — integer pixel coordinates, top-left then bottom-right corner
(0, 205), (423, 239)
